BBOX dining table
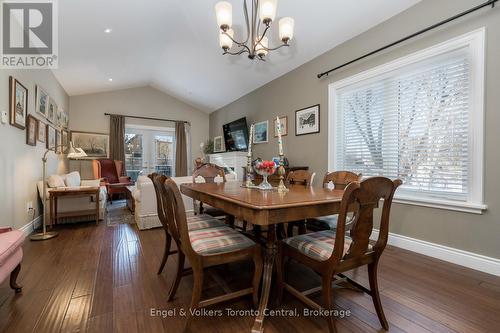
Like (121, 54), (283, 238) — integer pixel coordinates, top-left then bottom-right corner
(180, 181), (345, 333)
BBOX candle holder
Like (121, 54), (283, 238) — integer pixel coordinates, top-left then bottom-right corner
(246, 155), (254, 187)
(277, 154), (288, 193)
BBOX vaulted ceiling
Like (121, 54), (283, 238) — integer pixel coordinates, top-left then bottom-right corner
(54, 0), (419, 112)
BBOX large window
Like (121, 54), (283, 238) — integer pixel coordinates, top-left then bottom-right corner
(329, 29), (486, 213)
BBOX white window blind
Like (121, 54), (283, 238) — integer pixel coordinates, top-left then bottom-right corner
(330, 30), (486, 212)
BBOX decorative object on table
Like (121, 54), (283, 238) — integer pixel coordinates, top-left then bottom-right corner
(213, 135), (225, 152)
(202, 139), (214, 155)
(275, 116), (288, 192)
(274, 116), (288, 137)
(47, 99), (57, 124)
(70, 131), (109, 159)
(253, 158), (277, 190)
(31, 142), (87, 241)
(246, 124), (255, 187)
(295, 104), (320, 136)
(35, 85), (49, 119)
(37, 120), (46, 143)
(26, 115), (37, 146)
(9, 76), (28, 129)
(253, 120), (268, 144)
(272, 157), (280, 166)
(61, 129), (69, 151)
(46, 125), (56, 149)
(214, 0), (294, 61)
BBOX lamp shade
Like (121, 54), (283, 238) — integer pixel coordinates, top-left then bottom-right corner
(279, 17), (294, 42)
(219, 29), (234, 50)
(256, 36), (269, 57)
(67, 141), (87, 159)
(259, 0), (278, 23)
(215, 1), (232, 29)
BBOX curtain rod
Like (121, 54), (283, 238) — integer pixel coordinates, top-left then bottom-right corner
(104, 113), (190, 125)
(317, 0), (497, 79)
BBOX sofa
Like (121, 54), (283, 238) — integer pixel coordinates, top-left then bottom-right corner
(0, 227), (25, 293)
(132, 173), (237, 230)
(37, 171), (107, 223)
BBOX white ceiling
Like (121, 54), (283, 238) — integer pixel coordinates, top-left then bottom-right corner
(55, 0), (420, 112)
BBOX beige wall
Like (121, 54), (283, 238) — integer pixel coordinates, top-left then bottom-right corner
(0, 70), (69, 229)
(210, 0), (500, 259)
(69, 86), (210, 176)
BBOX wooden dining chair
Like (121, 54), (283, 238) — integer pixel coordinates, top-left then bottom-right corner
(149, 173), (225, 275)
(277, 177), (401, 333)
(192, 163), (228, 217)
(307, 171), (362, 232)
(162, 178), (263, 330)
(284, 170), (316, 237)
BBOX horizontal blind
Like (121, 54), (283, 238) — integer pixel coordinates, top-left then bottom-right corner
(335, 49), (470, 200)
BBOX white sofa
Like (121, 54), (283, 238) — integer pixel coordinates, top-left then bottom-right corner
(37, 171), (107, 223)
(132, 173), (237, 230)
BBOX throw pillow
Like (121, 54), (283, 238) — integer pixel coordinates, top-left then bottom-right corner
(65, 171), (81, 187)
(47, 175), (65, 188)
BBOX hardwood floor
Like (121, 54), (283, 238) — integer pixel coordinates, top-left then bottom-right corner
(1, 221), (500, 333)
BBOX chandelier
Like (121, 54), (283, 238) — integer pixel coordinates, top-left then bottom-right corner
(214, 0), (295, 60)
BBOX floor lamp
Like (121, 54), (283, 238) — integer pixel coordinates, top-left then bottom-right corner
(30, 142), (87, 241)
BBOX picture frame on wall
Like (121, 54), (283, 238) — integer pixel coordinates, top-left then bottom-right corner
(38, 120), (46, 143)
(295, 104), (320, 136)
(26, 115), (37, 146)
(274, 116), (288, 137)
(47, 99), (57, 124)
(61, 129), (69, 151)
(35, 85), (49, 119)
(46, 125), (56, 150)
(9, 76), (28, 130)
(56, 130), (62, 153)
(253, 120), (268, 144)
(213, 136), (225, 152)
(70, 131), (109, 159)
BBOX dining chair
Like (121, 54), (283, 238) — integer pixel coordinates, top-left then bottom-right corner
(162, 178), (263, 330)
(192, 163), (228, 217)
(284, 170), (316, 237)
(307, 171), (362, 232)
(276, 177), (401, 333)
(149, 173), (225, 275)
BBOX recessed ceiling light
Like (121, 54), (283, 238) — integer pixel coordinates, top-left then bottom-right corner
(104, 28), (112, 34)
(108, 78), (113, 82)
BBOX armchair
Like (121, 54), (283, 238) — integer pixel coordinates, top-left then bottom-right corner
(92, 159), (133, 203)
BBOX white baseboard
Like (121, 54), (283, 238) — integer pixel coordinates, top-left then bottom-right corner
(19, 215), (42, 237)
(370, 230), (500, 277)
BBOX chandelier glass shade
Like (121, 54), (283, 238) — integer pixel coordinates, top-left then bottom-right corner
(215, 0), (294, 60)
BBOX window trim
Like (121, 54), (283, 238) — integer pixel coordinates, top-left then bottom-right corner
(328, 28), (486, 214)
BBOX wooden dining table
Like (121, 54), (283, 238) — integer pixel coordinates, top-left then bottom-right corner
(180, 181), (345, 333)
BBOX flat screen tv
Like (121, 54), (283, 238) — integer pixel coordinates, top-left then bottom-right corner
(223, 117), (249, 152)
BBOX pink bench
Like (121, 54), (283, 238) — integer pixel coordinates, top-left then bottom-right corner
(0, 227), (25, 293)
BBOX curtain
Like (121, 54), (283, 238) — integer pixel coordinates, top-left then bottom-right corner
(109, 114), (126, 175)
(175, 121), (188, 176)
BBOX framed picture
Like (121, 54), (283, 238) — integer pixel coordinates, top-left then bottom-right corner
(38, 120), (46, 143)
(60, 109), (69, 128)
(70, 131), (109, 159)
(56, 130), (62, 153)
(46, 125), (56, 150)
(35, 85), (49, 119)
(274, 116), (288, 137)
(47, 99), (57, 124)
(9, 76), (28, 129)
(295, 104), (320, 136)
(253, 120), (268, 144)
(61, 129), (69, 151)
(26, 115), (37, 146)
(213, 136), (225, 152)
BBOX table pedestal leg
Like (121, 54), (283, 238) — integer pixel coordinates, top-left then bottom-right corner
(252, 224), (277, 333)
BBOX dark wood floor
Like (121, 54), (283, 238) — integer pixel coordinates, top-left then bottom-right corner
(1, 220), (500, 333)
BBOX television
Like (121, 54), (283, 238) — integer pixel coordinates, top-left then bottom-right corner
(223, 117), (249, 152)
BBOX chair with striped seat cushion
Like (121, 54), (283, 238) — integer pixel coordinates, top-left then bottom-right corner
(187, 214), (225, 231)
(189, 226), (255, 255)
(283, 230), (372, 262)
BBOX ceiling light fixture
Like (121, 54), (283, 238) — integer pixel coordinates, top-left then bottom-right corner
(215, 0), (294, 60)
(108, 78), (113, 82)
(104, 28), (112, 34)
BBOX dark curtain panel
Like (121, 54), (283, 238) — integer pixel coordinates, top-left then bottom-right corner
(175, 121), (188, 176)
(109, 114), (126, 175)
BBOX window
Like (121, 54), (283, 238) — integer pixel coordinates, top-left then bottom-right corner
(329, 29), (486, 213)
